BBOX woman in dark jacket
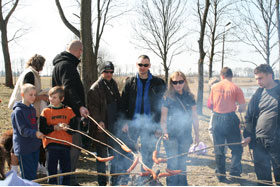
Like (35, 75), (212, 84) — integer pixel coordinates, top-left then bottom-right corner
(160, 71), (200, 186)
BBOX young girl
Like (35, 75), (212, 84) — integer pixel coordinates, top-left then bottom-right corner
(160, 71), (199, 186)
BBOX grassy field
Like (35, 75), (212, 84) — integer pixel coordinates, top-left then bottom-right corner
(0, 76), (259, 186)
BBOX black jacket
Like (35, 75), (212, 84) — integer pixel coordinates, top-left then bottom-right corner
(87, 77), (120, 142)
(52, 51), (85, 117)
(243, 80), (280, 147)
(120, 75), (166, 128)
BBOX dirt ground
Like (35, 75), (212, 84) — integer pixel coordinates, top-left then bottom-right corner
(0, 77), (260, 186)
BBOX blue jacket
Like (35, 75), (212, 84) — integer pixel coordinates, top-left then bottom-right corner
(11, 101), (41, 156)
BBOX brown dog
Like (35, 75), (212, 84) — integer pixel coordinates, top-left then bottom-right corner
(0, 129), (13, 169)
(0, 144), (7, 180)
(0, 129), (46, 169)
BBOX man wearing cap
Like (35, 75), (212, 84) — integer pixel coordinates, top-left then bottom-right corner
(87, 61), (121, 186)
(120, 55), (166, 184)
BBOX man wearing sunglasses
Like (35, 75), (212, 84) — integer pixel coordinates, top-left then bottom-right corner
(208, 67), (246, 182)
(119, 55), (166, 184)
(87, 61), (121, 186)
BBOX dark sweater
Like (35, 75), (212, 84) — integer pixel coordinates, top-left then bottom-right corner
(52, 51), (85, 117)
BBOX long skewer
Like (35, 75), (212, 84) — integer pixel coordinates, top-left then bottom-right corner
(63, 126), (132, 161)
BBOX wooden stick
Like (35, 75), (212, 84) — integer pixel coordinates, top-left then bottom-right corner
(87, 115), (123, 146)
(44, 136), (97, 159)
(33, 171), (131, 183)
(87, 115), (154, 172)
(64, 126), (132, 161)
(166, 142), (243, 160)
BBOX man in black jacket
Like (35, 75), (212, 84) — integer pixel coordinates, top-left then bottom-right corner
(120, 55), (166, 184)
(52, 40), (89, 185)
(87, 61), (121, 186)
(243, 64), (280, 185)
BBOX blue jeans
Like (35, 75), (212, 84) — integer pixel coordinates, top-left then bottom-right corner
(18, 149), (40, 180)
(253, 137), (280, 185)
(164, 135), (191, 186)
(46, 144), (71, 185)
(212, 112), (243, 176)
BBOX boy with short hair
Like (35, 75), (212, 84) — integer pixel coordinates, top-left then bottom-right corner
(39, 86), (77, 185)
(11, 83), (44, 180)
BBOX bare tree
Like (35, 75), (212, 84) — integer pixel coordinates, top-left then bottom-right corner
(196, 0), (210, 115)
(0, 0), (19, 88)
(133, 0), (188, 82)
(205, 0), (235, 78)
(237, 0), (277, 66)
(55, 0), (128, 93)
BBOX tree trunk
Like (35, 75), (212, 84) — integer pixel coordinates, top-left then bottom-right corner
(197, 52), (205, 115)
(0, 23), (13, 88)
(80, 0), (96, 95)
(197, 0), (210, 115)
(164, 65), (168, 83)
(209, 45), (214, 78)
(276, 0), (280, 77)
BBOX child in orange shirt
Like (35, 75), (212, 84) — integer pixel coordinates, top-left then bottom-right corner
(39, 86), (77, 185)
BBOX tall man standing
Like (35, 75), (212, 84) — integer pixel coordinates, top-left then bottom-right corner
(243, 64), (280, 185)
(120, 55), (165, 184)
(87, 61), (121, 186)
(208, 67), (246, 182)
(52, 40), (89, 185)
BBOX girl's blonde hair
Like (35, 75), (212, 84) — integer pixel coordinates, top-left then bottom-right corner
(165, 71), (194, 99)
(25, 54), (45, 72)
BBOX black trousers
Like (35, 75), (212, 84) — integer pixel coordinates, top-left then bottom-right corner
(212, 112), (243, 177)
(96, 139), (120, 186)
(253, 137), (280, 185)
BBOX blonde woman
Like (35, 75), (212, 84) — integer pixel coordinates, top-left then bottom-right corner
(160, 71), (199, 186)
(8, 54), (48, 115)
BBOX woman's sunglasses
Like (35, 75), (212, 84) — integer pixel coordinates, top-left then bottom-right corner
(137, 63), (149, 67)
(171, 80), (184, 85)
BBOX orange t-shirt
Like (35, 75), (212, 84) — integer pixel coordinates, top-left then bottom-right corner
(41, 106), (76, 148)
(209, 79), (245, 113)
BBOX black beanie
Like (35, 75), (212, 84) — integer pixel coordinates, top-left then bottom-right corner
(99, 61), (114, 73)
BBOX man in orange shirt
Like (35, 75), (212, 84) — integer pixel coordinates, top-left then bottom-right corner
(208, 67), (246, 182)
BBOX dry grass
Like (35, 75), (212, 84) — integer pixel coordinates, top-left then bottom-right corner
(0, 76), (259, 186)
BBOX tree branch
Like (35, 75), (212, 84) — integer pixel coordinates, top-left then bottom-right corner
(55, 0), (80, 38)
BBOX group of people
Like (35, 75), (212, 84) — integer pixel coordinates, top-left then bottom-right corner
(208, 65), (280, 186)
(3, 38), (280, 186)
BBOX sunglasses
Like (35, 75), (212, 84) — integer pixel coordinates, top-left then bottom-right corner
(171, 80), (184, 85)
(103, 71), (114, 74)
(137, 63), (149, 67)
